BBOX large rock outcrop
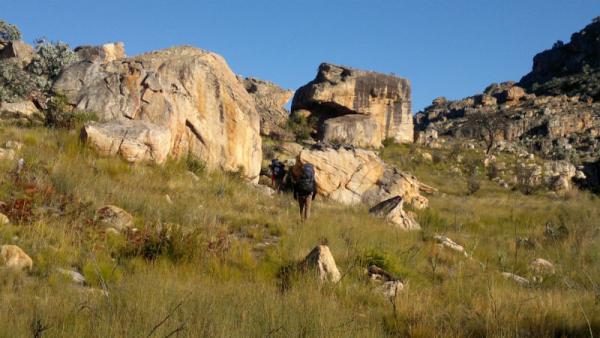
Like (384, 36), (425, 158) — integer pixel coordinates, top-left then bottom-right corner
(53, 46), (262, 179)
(292, 63), (412, 148)
(294, 146), (432, 207)
(238, 76), (293, 137)
(519, 17), (600, 100)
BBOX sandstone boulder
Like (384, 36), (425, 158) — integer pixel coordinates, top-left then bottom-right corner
(95, 205), (134, 232)
(292, 63), (412, 147)
(0, 213), (9, 225)
(529, 258), (555, 276)
(82, 120), (171, 164)
(238, 76), (293, 137)
(54, 46), (262, 180)
(299, 245), (341, 283)
(0, 100), (43, 123)
(369, 196), (420, 230)
(0, 244), (32, 271)
(294, 147), (432, 207)
(74, 42), (126, 63)
(0, 40), (34, 67)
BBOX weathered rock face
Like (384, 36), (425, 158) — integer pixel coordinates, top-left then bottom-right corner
(417, 82), (600, 165)
(238, 76), (293, 137)
(82, 120), (171, 164)
(295, 146), (431, 207)
(53, 46), (262, 179)
(520, 18), (600, 100)
(292, 63), (412, 147)
(74, 42), (126, 64)
(322, 114), (381, 148)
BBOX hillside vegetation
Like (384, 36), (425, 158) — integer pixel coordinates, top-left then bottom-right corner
(0, 124), (598, 337)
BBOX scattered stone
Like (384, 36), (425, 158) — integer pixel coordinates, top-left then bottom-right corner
(0, 148), (15, 160)
(0, 245), (33, 271)
(299, 245), (341, 283)
(434, 235), (468, 257)
(95, 205), (134, 232)
(376, 280), (405, 298)
(251, 182), (275, 196)
(56, 268), (86, 285)
(0, 213), (9, 225)
(529, 258), (555, 276)
(4, 140), (23, 150)
(421, 152), (433, 162)
(501, 272), (529, 286)
(369, 196), (420, 230)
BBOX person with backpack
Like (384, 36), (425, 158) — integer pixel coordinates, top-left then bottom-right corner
(269, 158), (286, 193)
(292, 162), (317, 221)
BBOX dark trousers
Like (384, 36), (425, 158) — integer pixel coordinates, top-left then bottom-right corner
(298, 195), (312, 221)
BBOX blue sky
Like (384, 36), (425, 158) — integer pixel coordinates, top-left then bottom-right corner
(1, 0), (598, 111)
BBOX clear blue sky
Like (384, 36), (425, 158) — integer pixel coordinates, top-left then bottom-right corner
(2, 0), (598, 111)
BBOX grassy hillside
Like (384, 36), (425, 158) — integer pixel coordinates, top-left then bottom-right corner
(0, 125), (599, 337)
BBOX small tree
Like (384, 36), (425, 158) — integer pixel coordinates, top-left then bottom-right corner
(0, 20), (21, 41)
(461, 112), (509, 155)
(28, 38), (77, 79)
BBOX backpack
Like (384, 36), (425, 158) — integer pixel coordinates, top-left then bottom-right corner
(296, 163), (315, 195)
(270, 160), (285, 178)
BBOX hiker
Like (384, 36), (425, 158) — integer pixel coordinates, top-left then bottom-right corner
(292, 162), (317, 221)
(269, 158), (286, 193)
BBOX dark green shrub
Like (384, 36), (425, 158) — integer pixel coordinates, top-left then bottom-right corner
(45, 94), (97, 129)
(0, 60), (41, 102)
(285, 114), (316, 141)
(186, 157), (206, 176)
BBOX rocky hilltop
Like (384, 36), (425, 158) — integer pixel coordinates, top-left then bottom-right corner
(415, 19), (600, 191)
(520, 17), (600, 100)
(292, 63), (413, 148)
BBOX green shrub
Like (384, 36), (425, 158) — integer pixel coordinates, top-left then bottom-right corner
(0, 59), (41, 102)
(285, 114), (316, 141)
(28, 38), (77, 80)
(186, 157), (206, 176)
(0, 20), (21, 41)
(44, 93), (97, 128)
